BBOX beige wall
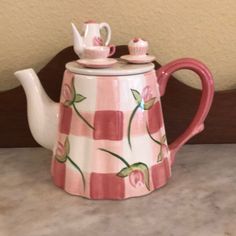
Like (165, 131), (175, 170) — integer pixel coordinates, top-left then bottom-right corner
(0, 0), (236, 91)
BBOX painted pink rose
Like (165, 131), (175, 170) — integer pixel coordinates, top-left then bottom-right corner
(56, 141), (66, 157)
(93, 36), (103, 46)
(62, 84), (73, 104)
(129, 170), (145, 188)
(141, 85), (153, 102)
(158, 135), (169, 161)
(61, 78), (94, 130)
(55, 137), (86, 189)
(129, 87), (156, 149)
(99, 148), (150, 190)
(55, 138), (69, 163)
(161, 144), (169, 158)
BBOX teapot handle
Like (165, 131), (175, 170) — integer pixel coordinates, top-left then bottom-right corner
(156, 58), (214, 165)
(99, 22), (111, 46)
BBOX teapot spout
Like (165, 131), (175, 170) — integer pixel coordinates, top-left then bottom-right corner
(14, 69), (59, 150)
(71, 22), (84, 57)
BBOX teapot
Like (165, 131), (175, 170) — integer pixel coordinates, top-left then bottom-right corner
(71, 20), (111, 58)
(15, 57), (214, 200)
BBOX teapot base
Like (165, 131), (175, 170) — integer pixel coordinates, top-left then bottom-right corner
(51, 158), (171, 200)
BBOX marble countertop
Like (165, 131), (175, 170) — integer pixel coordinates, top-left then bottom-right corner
(0, 145), (235, 236)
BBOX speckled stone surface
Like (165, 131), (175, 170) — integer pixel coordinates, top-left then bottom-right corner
(0, 145), (236, 236)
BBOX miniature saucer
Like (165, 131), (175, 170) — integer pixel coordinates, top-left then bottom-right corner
(77, 58), (117, 68)
(120, 55), (155, 64)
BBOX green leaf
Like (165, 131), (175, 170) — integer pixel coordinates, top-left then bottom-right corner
(55, 137), (70, 163)
(131, 89), (142, 104)
(64, 137), (70, 155)
(74, 94), (86, 103)
(127, 104), (140, 150)
(99, 148), (130, 167)
(117, 166), (133, 177)
(72, 77), (76, 98)
(143, 97), (156, 110)
(161, 135), (166, 144)
(146, 124), (162, 145)
(64, 100), (73, 106)
(117, 162), (150, 190)
(55, 155), (67, 163)
(67, 156), (86, 190)
(130, 162), (150, 190)
(157, 151), (162, 162)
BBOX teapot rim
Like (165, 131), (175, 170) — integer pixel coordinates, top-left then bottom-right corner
(65, 61), (154, 76)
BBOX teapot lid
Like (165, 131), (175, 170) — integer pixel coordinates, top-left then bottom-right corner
(65, 60), (154, 76)
(84, 20), (97, 24)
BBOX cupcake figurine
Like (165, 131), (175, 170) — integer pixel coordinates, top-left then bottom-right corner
(121, 38), (155, 64)
(128, 38), (148, 56)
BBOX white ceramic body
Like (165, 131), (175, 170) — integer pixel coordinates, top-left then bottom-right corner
(83, 46), (115, 59)
(83, 22), (111, 47)
(72, 21), (111, 58)
(14, 69), (59, 150)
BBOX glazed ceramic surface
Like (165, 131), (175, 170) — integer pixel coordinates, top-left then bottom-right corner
(53, 63), (167, 199)
(15, 58), (214, 200)
(67, 60), (154, 75)
(76, 58), (117, 68)
(120, 55), (155, 64)
(53, 60), (213, 199)
(71, 21), (111, 58)
(83, 45), (116, 60)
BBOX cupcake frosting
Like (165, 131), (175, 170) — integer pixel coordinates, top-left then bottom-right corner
(128, 38), (148, 47)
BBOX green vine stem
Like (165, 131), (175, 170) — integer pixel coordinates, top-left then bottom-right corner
(67, 156), (86, 190)
(146, 124), (162, 145)
(127, 104), (140, 149)
(99, 148), (150, 190)
(98, 148), (130, 167)
(72, 103), (95, 130)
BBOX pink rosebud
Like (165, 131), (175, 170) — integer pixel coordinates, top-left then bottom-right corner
(55, 139), (69, 163)
(56, 141), (66, 157)
(93, 37), (103, 46)
(161, 144), (169, 158)
(63, 84), (73, 102)
(141, 86), (153, 102)
(129, 170), (145, 188)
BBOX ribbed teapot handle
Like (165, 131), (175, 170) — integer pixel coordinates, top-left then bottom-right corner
(156, 58), (214, 165)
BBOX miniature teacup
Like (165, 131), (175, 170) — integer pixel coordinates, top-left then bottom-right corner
(128, 38), (148, 56)
(83, 45), (116, 59)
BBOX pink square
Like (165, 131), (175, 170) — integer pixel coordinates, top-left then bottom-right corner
(151, 162), (168, 189)
(59, 104), (72, 134)
(147, 102), (164, 133)
(90, 173), (125, 199)
(93, 111), (123, 140)
(70, 112), (94, 137)
(164, 158), (171, 178)
(64, 166), (90, 197)
(52, 159), (66, 188)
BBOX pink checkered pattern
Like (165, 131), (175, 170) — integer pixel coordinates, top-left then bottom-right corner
(51, 70), (171, 199)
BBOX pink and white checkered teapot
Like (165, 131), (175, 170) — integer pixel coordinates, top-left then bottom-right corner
(15, 51), (214, 200)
